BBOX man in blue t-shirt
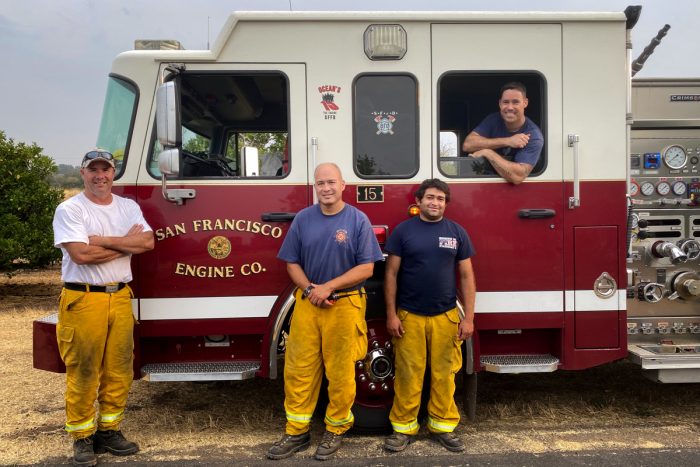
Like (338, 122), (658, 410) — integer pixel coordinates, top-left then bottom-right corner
(462, 81), (543, 184)
(383, 179), (476, 454)
(268, 163), (383, 461)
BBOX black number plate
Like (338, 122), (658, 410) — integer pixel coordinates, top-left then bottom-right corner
(357, 185), (384, 203)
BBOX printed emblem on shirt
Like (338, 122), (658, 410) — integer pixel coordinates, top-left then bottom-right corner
(438, 237), (458, 250)
(335, 229), (348, 244)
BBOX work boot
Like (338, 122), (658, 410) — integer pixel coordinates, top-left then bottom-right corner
(384, 431), (413, 452)
(93, 430), (139, 456)
(314, 430), (344, 461)
(266, 432), (311, 460)
(72, 436), (97, 467)
(431, 431), (465, 452)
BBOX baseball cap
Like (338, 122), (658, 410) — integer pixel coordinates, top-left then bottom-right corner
(81, 149), (115, 169)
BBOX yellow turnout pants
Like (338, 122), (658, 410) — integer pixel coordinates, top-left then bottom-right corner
(283, 289), (368, 435)
(56, 286), (135, 439)
(390, 308), (463, 434)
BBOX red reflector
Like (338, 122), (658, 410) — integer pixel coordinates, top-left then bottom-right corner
(372, 226), (388, 245)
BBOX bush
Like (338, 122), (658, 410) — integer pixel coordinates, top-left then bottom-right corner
(0, 131), (64, 273)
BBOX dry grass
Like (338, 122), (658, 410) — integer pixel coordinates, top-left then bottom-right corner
(1, 269), (699, 464)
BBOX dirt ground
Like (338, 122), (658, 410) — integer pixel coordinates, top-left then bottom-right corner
(2, 268), (699, 465)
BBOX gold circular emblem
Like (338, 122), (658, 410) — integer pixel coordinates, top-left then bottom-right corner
(207, 236), (232, 260)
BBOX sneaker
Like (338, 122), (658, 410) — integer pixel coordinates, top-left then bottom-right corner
(93, 430), (139, 456)
(431, 431), (465, 452)
(314, 430), (344, 461)
(384, 431), (413, 452)
(72, 436), (97, 467)
(266, 432), (311, 460)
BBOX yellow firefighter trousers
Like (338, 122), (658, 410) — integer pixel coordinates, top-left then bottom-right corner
(56, 285), (135, 439)
(283, 289), (368, 435)
(389, 308), (463, 435)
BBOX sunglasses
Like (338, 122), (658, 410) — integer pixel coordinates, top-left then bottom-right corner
(83, 150), (114, 161)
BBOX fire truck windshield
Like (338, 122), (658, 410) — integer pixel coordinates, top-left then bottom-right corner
(95, 76), (137, 178)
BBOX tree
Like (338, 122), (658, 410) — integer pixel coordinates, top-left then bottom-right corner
(0, 131), (64, 273)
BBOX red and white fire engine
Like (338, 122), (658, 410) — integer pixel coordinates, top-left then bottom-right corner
(33, 7), (700, 430)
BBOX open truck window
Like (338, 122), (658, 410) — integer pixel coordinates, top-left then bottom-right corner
(353, 74), (418, 178)
(438, 72), (547, 179)
(148, 72), (289, 179)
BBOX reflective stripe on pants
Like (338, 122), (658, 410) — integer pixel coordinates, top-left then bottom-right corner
(284, 289), (367, 435)
(389, 308), (462, 434)
(56, 285), (135, 439)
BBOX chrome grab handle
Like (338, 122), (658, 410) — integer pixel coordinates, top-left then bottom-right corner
(568, 134), (580, 209)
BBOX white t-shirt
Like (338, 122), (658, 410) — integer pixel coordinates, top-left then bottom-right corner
(53, 192), (152, 284)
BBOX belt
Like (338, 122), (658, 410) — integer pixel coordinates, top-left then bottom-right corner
(63, 282), (127, 293)
(335, 285), (363, 294)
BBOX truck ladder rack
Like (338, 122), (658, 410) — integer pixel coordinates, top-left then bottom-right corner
(628, 344), (700, 383)
(141, 361), (260, 382)
(480, 354), (559, 374)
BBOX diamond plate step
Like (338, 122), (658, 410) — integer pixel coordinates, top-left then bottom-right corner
(141, 361), (260, 382)
(480, 354), (559, 374)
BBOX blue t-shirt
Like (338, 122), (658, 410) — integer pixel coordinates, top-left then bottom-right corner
(386, 216), (475, 316)
(473, 112), (543, 167)
(277, 204), (383, 285)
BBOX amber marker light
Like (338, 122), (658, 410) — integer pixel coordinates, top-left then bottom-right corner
(373, 226), (388, 245)
(408, 204), (420, 217)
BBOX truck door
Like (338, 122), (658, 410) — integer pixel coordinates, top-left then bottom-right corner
(432, 23), (566, 368)
(135, 64), (307, 324)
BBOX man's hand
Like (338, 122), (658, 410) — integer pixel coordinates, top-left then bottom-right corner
(307, 282), (335, 308)
(457, 319), (474, 341)
(507, 133), (530, 149)
(386, 313), (404, 338)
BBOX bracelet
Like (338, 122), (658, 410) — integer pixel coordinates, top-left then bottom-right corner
(302, 285), (315, 299)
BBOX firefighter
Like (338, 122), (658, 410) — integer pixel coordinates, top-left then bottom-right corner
(268, 162), (383, 461)
(462, 81), (543, 184)
(383, 178), (476, 453)
(52, 150), (154, 466)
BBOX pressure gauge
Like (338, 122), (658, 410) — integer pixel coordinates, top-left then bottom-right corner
(656, 181), (671, 196)
(629, 180), (639, 196)
(630, 213), (639, 229)
(640, 182), (655, 196)
(672, 181), (687, 196)
(663, 145), (688, 169)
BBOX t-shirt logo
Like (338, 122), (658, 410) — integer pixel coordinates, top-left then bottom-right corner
(335, 229), (348, 244)
(439, 237), (457, 250)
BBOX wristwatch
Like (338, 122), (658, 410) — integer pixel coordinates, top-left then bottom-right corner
(302, 285), (315, 299)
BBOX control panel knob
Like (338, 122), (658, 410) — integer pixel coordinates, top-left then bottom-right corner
(637, 282), (664, 303)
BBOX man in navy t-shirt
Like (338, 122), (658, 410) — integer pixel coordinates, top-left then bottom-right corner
(383, 179), (476, 454)
(462, 81), (543, 184)
(268, 163), (383, 461)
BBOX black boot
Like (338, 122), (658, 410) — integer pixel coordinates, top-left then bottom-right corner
(72, 436), (97, 467)
(267, 432), (311, 460)
(93, 430), (139, 456)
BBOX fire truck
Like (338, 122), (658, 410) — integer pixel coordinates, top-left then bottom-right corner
(32, 7), (700, 430)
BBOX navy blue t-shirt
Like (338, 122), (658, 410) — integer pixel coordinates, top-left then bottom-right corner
(473, 112), (543, 167)
(386, 216), (475, 316)
(277, 204), (383, 285)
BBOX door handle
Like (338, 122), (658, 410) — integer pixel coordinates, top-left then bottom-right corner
(261, 212), (296, 222)
(518, 209), (556, 219)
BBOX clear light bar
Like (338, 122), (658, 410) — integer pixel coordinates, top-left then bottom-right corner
(364, 24), (407, 60)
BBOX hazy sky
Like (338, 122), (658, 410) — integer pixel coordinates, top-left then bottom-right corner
(1, 0), (698, 166)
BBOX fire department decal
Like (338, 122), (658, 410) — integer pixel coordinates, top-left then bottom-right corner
(438, 237), (458, 250)
(207, 235), (232, 260)
(153, 218), (285, 279)
(372, 111), (398, 135)
(335, 229), (348, 245)
(319, 84), (341, 120)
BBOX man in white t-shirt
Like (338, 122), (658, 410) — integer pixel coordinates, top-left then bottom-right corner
(52, 149), (154, 467)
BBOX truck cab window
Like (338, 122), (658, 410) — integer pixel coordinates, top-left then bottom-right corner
(438, 72), (547, 179)
(353, 74), (418, 178)
(148, 72), (289, 179)
(95, 76), (138, 178)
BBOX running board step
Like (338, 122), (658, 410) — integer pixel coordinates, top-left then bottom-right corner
(480, 354), (559, 373)
(141, 361), (260, 382)
(628, 344), (700, 383)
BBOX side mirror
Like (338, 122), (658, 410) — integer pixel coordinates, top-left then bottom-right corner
(156, 81), (181, 147)
(158, 148), (181, 176)
(241, 146), (259, 177)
